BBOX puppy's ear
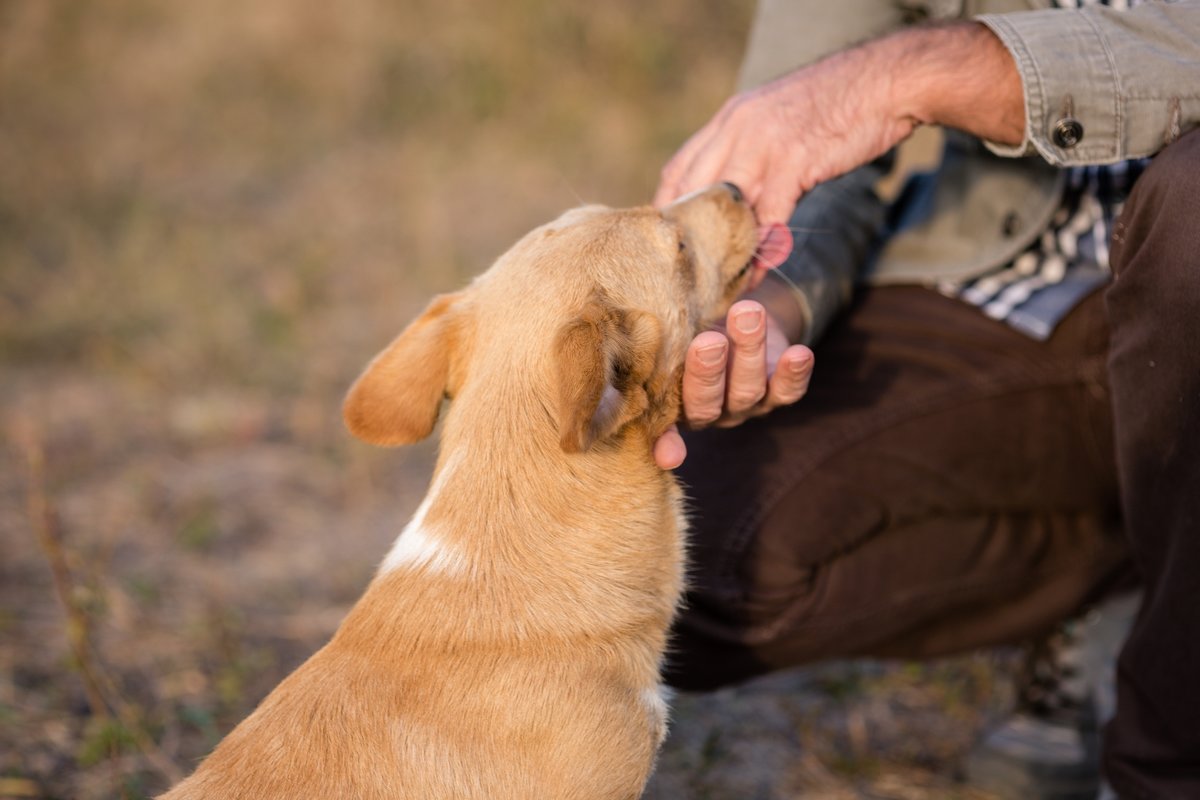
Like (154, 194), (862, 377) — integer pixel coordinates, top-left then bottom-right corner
(343, 292), (467, 446)
(555, 300), (662, 453)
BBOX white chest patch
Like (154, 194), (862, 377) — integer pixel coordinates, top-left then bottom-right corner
(380, 519), (462, 575)
(380, 450), (467, 576)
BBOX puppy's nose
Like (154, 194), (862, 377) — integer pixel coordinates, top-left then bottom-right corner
(721, 181), (744, 204)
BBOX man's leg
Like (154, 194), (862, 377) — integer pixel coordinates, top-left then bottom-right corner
(666, 284), (1128, 690)
(1102, 129), (1200, 800)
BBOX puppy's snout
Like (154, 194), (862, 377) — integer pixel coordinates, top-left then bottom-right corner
(721, 181), (744, 204)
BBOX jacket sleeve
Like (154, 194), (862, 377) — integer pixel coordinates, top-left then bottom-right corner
(771, 157), (893, 345)
(979, 0), (1200, 164)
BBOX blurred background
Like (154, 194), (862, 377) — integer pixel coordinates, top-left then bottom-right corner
(0, 1), (1013, 797)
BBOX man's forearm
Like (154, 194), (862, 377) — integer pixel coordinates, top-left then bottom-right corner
(880, 22), (1026, 148)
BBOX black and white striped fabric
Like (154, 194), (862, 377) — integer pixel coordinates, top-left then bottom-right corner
(939, 0), (1151, 340)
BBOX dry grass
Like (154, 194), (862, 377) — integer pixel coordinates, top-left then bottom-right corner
(0, 2), (1012, 797)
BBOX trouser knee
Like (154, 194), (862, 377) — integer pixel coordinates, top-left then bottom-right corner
(1110, 129), (1200, 283)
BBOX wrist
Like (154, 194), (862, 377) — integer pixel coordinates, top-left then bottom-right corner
(882, 22), (1025, 147)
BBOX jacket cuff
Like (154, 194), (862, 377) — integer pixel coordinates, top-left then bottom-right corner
(977, 10), (1120, 165)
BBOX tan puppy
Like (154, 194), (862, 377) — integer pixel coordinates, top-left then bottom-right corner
(162, 183), (761, 800)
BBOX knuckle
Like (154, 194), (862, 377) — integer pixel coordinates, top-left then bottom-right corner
(683, 376), (725, 409)
(771, 374), (810, 406)
(728, 386), (766, 408)
(688, 365), (726, 388)
(731, 340), (767, 362)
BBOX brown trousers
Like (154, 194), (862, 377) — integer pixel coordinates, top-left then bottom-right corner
(667, 130), (1200, 799)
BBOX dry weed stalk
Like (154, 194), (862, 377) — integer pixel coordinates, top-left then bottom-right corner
(10, 415), (184, 786)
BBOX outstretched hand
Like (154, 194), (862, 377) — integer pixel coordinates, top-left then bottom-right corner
(653, 300), (813, 470)
(652, 23), (1024, 225)
(653, 45), (914, 227)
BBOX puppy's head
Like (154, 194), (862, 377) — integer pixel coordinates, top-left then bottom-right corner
(344, 183), (760, 453)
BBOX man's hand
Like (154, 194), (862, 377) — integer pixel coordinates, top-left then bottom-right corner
(653, 22), (1024, 225)
(653, 300), (813, 470)
(654, 45), (910, 227)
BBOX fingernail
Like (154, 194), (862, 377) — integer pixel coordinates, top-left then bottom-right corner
(734, 308), (763, 334)
(697, 343), (726, 366)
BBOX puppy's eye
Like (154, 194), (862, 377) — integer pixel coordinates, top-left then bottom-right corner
(678, 240), (686, 252)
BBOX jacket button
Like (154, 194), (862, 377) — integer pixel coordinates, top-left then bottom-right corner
(1052, 117), (1084, 148)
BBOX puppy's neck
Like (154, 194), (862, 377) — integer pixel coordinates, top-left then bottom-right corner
(436, 376), (669, 525)
(343, 378), (683, 653)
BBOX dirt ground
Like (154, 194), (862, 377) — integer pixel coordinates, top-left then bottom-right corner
(1, 2), (1017, 797)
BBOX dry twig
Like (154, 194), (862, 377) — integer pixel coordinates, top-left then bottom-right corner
(10, 416), (184, 786)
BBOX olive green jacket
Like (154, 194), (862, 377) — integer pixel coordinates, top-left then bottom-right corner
(740, 0), (1200, 304)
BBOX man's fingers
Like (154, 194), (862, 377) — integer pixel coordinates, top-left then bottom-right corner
(681, 330), (729, 427)
(756, 164), (805, 228)
(724, 301), (768, 413)
(655, 117), (724, 206)
(764, 346), (814, 408)
(655, 149), (696, 207)
(667, 136), (741, 207)
(655, 100), (766, 208)
(689, 142), (765, 206)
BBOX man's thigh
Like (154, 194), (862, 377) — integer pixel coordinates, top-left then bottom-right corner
(669, 285), (1129, 690)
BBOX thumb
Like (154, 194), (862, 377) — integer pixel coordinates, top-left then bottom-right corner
(653, 424), (687, 470)
(755, 170), (804, 227)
